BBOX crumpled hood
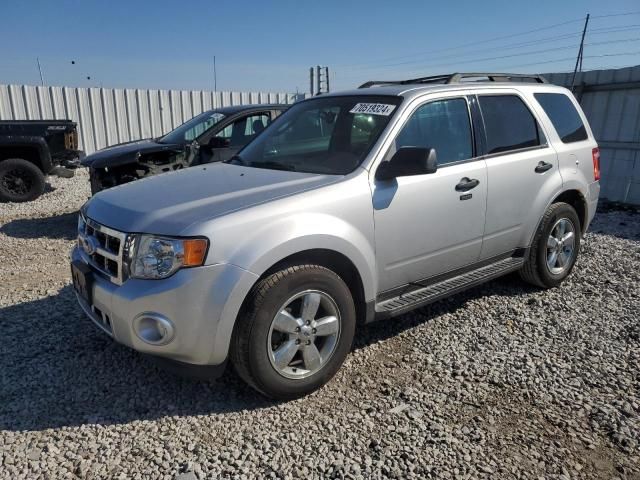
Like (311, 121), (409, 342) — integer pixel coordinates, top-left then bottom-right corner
(85, 163), (338, 234)
(81, 139), (184, 168)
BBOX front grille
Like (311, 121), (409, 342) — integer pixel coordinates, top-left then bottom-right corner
(78, 215), (127, 285)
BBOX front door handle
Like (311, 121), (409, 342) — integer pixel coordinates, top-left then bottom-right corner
(455, 177), (480, 192)
(535, 161), (553, 173)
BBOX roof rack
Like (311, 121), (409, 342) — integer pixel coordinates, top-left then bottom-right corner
(358, 72), (548, 89)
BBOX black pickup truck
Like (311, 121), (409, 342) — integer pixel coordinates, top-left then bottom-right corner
(0, 120), (84, 202)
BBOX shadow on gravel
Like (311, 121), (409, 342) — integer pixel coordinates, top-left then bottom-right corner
(0, 285), (275, 432)
(352, 273), (537, 352)
(589, 212), (640, 242)
(0, 212), (78, 240)
(0, 276), (535, 432)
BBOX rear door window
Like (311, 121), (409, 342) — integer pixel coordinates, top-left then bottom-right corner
(534, 93), (588, 143)
(478, 95), (542, 154)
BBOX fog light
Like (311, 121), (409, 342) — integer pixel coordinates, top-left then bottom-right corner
(133, 313), (175, 346)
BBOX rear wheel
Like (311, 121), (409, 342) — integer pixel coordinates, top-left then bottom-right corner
(230, 264), (356, 399)
(520, 202), (581, 288)
(0, 158), (45, 202)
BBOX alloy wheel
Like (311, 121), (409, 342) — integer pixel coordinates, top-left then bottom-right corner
(267, 290), (341, 379)
(546, 218), (576, 275)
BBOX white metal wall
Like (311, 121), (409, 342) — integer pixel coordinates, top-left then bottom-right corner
(0, 84), (303, 154)
(544, 66), (640, 205)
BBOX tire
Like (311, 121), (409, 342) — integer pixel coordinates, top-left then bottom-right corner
(0, 158), (46, 202)
(520, 202), (581, 288)
(230, 264), (356, 400)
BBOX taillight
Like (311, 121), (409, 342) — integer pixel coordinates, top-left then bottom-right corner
(592, 147), (601, 181)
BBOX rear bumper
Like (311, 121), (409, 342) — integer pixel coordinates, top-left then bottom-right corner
(585, 180), (600, 233)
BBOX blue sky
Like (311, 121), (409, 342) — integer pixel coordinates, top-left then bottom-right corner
(1, 0), (639, 93)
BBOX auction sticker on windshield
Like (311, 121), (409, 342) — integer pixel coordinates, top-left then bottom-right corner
(349, 103), (396, 116)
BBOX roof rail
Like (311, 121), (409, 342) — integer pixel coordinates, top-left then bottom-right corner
(358, 72), (548, 89)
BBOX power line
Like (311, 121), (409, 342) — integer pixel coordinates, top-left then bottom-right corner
(335, 37), (640, 81)
(339, 18), (640, 72)
(336, 17), (585, 68)
(590, 11), (640, 19)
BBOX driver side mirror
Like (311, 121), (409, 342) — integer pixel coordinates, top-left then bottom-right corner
(375, 147), (438, 181)
(208, 136), (230, 149)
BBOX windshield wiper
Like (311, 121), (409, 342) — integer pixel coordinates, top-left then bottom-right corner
(225, 154), (247, 165)
(249, 161), (296, 172)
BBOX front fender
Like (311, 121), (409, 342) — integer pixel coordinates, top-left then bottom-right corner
(223, 212), (377, 301)
(0, 136), (52, 172)
(211, 211), (377, 361)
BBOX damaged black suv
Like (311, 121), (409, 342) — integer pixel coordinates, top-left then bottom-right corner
(82, 104), (287, 194)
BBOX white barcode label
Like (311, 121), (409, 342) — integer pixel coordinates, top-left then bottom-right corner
(349, 103), (396, 116)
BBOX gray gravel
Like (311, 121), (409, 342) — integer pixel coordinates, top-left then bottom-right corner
(1, 172), (639, 479)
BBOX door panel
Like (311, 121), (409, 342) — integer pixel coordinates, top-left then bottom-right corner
(477, 93), (563, 259)
(480, 147), (560, 259)
(373, 96), (488, 292)
(373, 161), (488, 292)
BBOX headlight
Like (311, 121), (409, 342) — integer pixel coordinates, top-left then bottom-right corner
(130, 235), (208, 280)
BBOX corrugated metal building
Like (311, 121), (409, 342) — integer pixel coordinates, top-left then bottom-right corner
(545, 66), (640, 205)
(0, 84), (303, 155)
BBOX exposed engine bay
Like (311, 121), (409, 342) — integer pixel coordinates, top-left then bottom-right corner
(88, 144), (201, 194)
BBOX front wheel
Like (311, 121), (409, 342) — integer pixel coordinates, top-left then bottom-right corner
(520, 202), (581, 288)
(230, 264), (356, 399)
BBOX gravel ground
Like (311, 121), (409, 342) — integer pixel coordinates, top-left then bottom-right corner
(0, 171), (638, 479)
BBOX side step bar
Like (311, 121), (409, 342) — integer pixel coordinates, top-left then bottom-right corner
(375, 256), (525, 319)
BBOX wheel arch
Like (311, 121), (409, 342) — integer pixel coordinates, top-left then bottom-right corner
(0, 138), (51, 172)
(551, 189), (587, 234)
(258, 248), (369, 325)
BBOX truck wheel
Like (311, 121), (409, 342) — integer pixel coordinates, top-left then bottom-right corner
(520, 202), (581, 288)
(0, 158), (46, 202)
(231, 264), (356, 400)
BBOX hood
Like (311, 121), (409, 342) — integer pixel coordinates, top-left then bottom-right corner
(81, 139), (184, 168)
(85, 163), (339, 235)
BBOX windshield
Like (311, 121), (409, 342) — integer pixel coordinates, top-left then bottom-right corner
(159, 111), (226, 144)
(227, 96), (401, 174)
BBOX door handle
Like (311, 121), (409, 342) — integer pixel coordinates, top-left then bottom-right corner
(535, 161), (553, 173)
(455, 177), (480, 192)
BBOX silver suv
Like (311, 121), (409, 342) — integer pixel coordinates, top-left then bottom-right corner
(71, 73), (600, 399)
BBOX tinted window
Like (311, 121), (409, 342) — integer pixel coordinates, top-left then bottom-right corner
(479, 95), (541, 154)
(535, 93), (588, 143)
(216, 113), (271, 147)
(394, 98), (473, 165)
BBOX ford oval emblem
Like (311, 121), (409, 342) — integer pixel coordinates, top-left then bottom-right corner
(79, 234), (99, 255)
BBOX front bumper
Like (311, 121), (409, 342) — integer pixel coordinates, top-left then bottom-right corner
(71, 246), (258, 367)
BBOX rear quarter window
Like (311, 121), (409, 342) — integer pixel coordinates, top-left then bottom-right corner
(534, 93), (588, 143)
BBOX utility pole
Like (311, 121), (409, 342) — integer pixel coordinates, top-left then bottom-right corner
(571, 13), (590, 90)
(213, 56), (217, 92)
(309, 67), (314, 96)
(324, 66), (330, 93)
(36, 57), (44, 86)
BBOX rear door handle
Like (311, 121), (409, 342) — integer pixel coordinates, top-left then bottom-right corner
(535, 161), (553, 173)
(455, 177), (480, 192)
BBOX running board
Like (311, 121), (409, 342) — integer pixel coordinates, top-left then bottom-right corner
(375, 256), (525, 319)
